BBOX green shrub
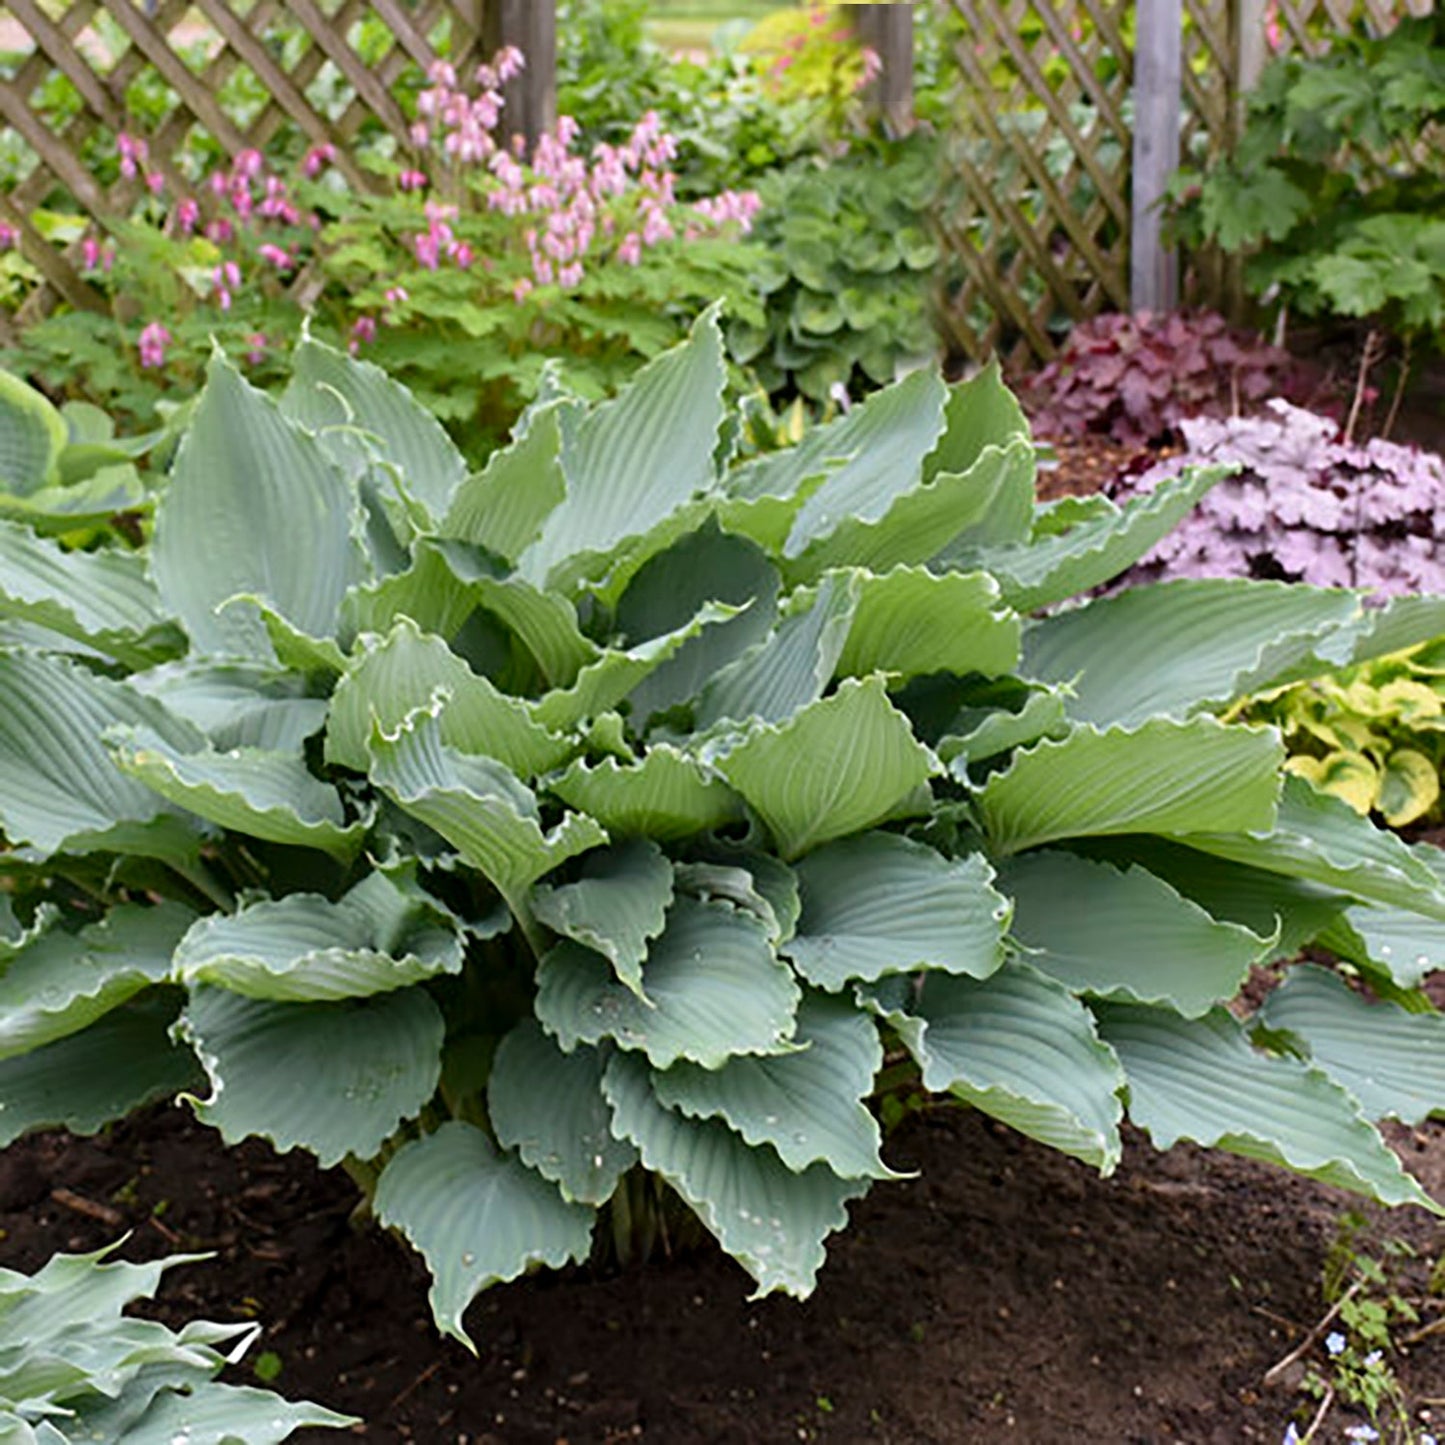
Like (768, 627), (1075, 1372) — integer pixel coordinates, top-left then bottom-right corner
(0, 1241), (353, 1441)
(1, 315), (1444, 1349)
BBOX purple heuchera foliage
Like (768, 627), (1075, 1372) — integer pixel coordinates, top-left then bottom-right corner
(1113, 400), (1445, 597)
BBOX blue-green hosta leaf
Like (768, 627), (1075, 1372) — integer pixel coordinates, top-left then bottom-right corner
(1259, 964), (1445, 1125)
(517, 309), (726, 593)
(0, 651), (208, 860)
(153, 354), (366, 661)
(1342, 593), (1445, 665)
(179, 983), (444, 1167)
(652, 992), (892, 1179)
(442, 405), (566, 563)
(696, 573), (859, 731)
(876, 961), (1125, 1172)
(172, 870), (468, 1001)
(1096, 1000), (1437, 1211)
(531, 839), (673, 999)
(536, 895), (800, 1068)
(784, 832), (1007, 990)
(1000, 850), (1271, 1017)
(327, 618), (571, 776)
(0, 994), (201, 1146)
(923, 361), (1032, 510)
(1318, 901), (1445, 990)
(339, 538), (479, 643)
(963, 465), (1228, 612)
(282, 332), (467, 522)
(249, 599), (350, 676)
(615, 521), (782, 722)
(548, 747), (743, 842)
(671, 861), (786, 946)
(835, 566), (1020, 683)
(0, 370), (66, 494)
(109, 728), (364, 861)
(0, 464), (148, 537)
(938, 685), (1070, 768)
(374, 1121), (595, 1348)
(130, 662), (328, 753)
(1021, 579), (1365, 728)
(0, 903), (193, 1061)
(712, 677), (938, 860)
(368, 701), (607, 911)
(977, 717), (1284, 856)
(1180, 775), (1445, 923)
(0, 520), (181, 668)
(603, 1050), (869, 1298)
(90, 1382), (355, 1443)
(488, 1021), (638, 1204)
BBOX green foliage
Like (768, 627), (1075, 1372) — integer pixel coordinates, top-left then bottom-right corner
(1173, 15), (1445, 341)
(0, 320), (1444, 1353)
(0, 1241), (354, 1441)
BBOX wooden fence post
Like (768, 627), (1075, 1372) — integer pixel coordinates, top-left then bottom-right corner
(850, 4), (915, 135)
(1131, 0), (1182, 312)
(478, 0), (557, 151)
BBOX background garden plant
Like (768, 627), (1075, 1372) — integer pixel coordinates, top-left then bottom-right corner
(0, 314), (1444, 1349)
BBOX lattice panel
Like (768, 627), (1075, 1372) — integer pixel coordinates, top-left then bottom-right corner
(0, 0), (485, 327)
(1273, 0), (1433, 51)
(937, 0), (1237, 369)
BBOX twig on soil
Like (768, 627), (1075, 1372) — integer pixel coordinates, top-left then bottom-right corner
(1299, 1384), (1335, 1444)
(384, 1359), (442, 1413)
(1403, 1314), (1445, 1347)
(1250, 1303), (1305, 1333)
(1262, 1282), (1360, 1387)
(50, 1187), (123, 1228)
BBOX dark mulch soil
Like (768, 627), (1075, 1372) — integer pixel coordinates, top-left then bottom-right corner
(2, 1101), (1442, 1445)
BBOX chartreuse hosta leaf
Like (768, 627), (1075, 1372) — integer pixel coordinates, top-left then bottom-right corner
(374, 1121), (595, 1349)
(179, 983), (444, 1167)
(977, 716), (1284, 856)
(604, 1050), (870, 1299)
(712, 676), (938, 860)
(131, 661), (328, 753)
(152, 354), (366, 661)
(0, 903), (193, 1061)
(517, 308), (726, 593)
(109, 726), (366, 862)
(531, 839), (673, 999)
(172, 869), (470, 1001)
(488, 1020), (638, 1204)
(652, 991), (894, 1180)
(1096, 1001), (1438, 1211)
(536, 895), (800, 1068)
(783, 831), (1007, 990)
(1022, 579), (1365, 728)
(549, 747), (744, 842)
(999, 850), (1271, 1017)
(1259, 965), (1445, 1125)
(0, 994), (201, 1147)
(368, 700), (607, 913)
(872, 962), (1126, 1172)
(327, 617), (571, 775)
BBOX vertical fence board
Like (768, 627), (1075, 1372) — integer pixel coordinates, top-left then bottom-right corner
(1132, 0), (1183, 312)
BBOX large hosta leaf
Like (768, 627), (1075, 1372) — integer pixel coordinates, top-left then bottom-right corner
(109, 728), (364, 861)
(879, 962), (1125, 1172)
(1258, 964), (1445, 1125)
(179, 983), (444, 1166)
(977, 717), (1283, 855)
(712, 677), (937, 859)
(923, 361), (1031, 505)
(1180, 775), (1445, 922)
(603, 1050), (869, 1298)
(1022, 579), (1365, 728)
(89, 1382), (354, 1444)
(130, 661), (327, 753)
(0, 903), (193, 1060)
(1318, 901), (1445, 990)
(340, 538), (479, 642)
(938, 684), (1070, 768)
(652, 992), (892, 1179)
(0, 994), (201, 1147)
(153, 355), (365, 660)
(0, 370), (66, 493)
(368, 702), (607, 911)
(548, 747), (743, 842)
(1095, 1001), (1437, 1210)
(536, 895), (799, 1068)
(517, 309), (726, 592)
(172, 870), (468, 1001)
(488, 1021), (637, 1204)
(327, 618), (571, 776)
(446, 559), (596, 686)
(1000, 850), (1269, 1016)
(374, 1121), (594, 1347)
(783, 831), (1007, 989)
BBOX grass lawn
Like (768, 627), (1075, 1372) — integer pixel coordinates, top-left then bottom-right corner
(643, 0), (785, 51)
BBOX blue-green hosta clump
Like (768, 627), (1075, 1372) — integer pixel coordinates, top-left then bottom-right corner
(3, 313), (1445, 1347)
(0, 1241), (353, 1441)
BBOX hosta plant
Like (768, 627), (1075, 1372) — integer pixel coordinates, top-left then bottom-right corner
(0, 1241), (353, 1442)
(3, 315), (1445, 1350)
